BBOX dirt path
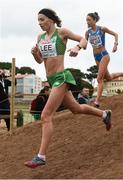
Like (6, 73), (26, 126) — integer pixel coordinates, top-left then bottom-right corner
(0, 94), (123, 179)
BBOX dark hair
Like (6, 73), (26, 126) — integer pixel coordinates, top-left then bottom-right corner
(38, 8), (62, 27)
(87, 12), (100, 22)
(38, 86), (50, 95)
(44, 86), (50, 91)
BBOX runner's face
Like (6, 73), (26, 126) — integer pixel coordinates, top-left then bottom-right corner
(86, 16), (96, 27)
(38, 14), (53, 31)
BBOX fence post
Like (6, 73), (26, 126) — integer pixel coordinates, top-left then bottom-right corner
(10, 58), (16, 134)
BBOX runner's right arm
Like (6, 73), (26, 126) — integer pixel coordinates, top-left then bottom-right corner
(31, 34), (44, 64)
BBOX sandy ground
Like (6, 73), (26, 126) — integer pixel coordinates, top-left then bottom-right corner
(0, 94), (123, 179)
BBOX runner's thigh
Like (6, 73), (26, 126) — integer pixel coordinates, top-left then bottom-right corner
(43, 83), (68, 114)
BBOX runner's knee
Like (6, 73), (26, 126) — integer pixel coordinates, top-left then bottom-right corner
(41, 111), (53, 123)
(97, 76), (104, 83)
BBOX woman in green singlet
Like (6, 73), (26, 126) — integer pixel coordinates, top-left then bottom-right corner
(25, 8), (112, 168)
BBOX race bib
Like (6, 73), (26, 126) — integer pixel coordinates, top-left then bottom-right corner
(38, 36), (57, 58)
(89, 34), (102, 48)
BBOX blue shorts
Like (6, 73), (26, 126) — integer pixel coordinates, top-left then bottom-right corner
(94, 50), (109, 62)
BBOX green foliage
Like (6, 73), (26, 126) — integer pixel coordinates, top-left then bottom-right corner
(19, 66), (36, 74)
(85, 65), (98, 84)
(0, 62), (12, 69)
(87, 65), (98, 74)
(17, 110), (24, 127)
(0, 62), (36, 74)
(67, 68), (94, 97)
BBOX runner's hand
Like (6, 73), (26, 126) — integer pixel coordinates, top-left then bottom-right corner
(31, 44), (40, 55)
(112, 44), (118, 53)
(67, 46), (79, 57)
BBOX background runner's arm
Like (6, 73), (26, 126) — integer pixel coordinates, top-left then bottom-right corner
(101, 27), (118, 52)
(102, 26), (118, 44)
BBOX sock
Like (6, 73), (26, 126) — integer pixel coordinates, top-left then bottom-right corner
(38, 154), (46, 161)
(94, 100), (99, 105)
(102, 111), (107, 119)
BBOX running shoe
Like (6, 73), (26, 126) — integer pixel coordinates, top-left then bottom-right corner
(24, 155), (46, 168)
